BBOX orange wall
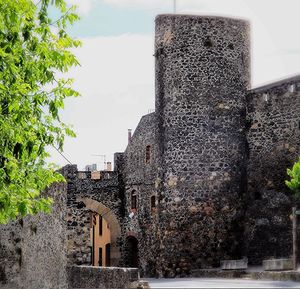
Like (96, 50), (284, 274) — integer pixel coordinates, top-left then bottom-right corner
(90, 214), (111, 266)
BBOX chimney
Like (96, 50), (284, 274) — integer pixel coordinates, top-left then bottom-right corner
(106, 162), (112, 171)
(128, 129), (132, 144)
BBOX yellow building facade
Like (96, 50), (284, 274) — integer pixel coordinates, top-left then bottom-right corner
(90, 213), (111, 266)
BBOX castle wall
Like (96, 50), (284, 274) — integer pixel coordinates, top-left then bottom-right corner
(0, 182), (68, 289)
(62, 165), (123, 267)
(154, 14), (251, 276)
(2, 15), (300, 285)
(122, 112), (160, 276)
(245, 76), (300, 264)
(124, 113), (158, 185)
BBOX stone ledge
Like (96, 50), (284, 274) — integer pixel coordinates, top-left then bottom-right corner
(247, 271), (300, 282)
(191, 268), (300, 282)
(263, 259), (293, 271)
(221, 259), (248, 270)
(191, 268), (246, 278)
(67, 265), (139, 289)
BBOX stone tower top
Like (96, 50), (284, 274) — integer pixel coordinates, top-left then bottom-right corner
(155, 14), (251, 96)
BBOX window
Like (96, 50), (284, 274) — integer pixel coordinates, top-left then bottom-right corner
(90, 213), (97, 228)
(151, 196), (156, 210)
(98, 247), (103, 266)
(263, 93), (269, 102)
(99, 215), (103, 236)
(289, 84), (295, 93)
(131, 191), (137, 209)
(105, 244), (111, 267)
(145, 145), (151, 163)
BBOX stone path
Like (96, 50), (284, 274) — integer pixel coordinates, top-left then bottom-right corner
(146, 278), (300, 288)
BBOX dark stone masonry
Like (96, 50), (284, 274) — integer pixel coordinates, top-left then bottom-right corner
(0, 183), (68, 289)
(1, 14), (300, 287)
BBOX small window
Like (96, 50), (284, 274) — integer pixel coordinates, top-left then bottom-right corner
(131, 191), (137, 209)
(150, 196), (156, 210)
(99, 215), (103, 236)
(262, 93), (269, 102)
(289, 84), (295, 93)
(145, 145), (151, 163)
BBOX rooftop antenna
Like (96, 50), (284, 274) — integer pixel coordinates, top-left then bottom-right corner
(173, 0), (177, 13)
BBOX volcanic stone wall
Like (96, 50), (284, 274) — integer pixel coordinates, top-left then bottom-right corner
(154, 14), (251, 276)
(68, 265), (139, 289)
(0, 182), (68, 289)
(62, 165), (123, 266)
(245, 76), (300, 264)
(122, 112), (160, 276)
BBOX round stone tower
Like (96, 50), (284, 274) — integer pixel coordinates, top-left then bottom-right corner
(154, 15), (250, 276)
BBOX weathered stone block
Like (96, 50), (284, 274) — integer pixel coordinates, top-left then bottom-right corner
(263, 259), (293, 271)
(221, 259), (248, 270)
(67, 265), (139, 289)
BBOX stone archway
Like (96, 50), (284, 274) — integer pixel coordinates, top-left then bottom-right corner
(79, 198), (121, 267)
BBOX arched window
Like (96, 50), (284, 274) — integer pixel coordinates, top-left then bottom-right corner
(145, 145), (151, 163)
(131, 191), (137, 210)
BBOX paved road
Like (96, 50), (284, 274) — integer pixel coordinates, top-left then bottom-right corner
(146, 278), (300, 288)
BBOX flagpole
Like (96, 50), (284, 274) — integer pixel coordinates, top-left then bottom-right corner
(173, 0), (177, 14)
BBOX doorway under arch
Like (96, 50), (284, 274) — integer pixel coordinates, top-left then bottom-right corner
(79, 198), (121, 267)
(125, 236), (139, 268)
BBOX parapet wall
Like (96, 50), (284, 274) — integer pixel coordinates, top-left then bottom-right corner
(247, 76), (300, 195)
(122, 112), (160, 276)
(67, 266), (139, 289)
(245, 76), (300, 264)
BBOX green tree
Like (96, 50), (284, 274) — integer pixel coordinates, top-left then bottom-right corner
(285, 157), (300, 197)
(0, 0), (80, 223)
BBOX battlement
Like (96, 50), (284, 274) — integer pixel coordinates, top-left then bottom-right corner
(77, 170), (117, 181)
(250, 74), (300, 94)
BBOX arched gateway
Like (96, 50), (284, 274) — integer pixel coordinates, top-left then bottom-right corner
(80, 198), (121, 267)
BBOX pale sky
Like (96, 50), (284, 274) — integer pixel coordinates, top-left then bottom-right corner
(48, 0), (300, 170)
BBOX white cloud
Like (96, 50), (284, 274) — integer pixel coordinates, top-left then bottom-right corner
(66, 0), (95, 15)
(49, 34), (155, 169)
(99, 0), (300, 84)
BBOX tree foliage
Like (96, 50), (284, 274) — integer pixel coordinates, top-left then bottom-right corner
(0, 0), (80, 223)
(286, 157), (300, 197)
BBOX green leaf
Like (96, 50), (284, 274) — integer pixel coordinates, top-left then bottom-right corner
(0, 0), (80, 224)
(286, 156), (300, 197)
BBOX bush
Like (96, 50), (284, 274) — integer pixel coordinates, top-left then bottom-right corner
(285, 157), (300, 197)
